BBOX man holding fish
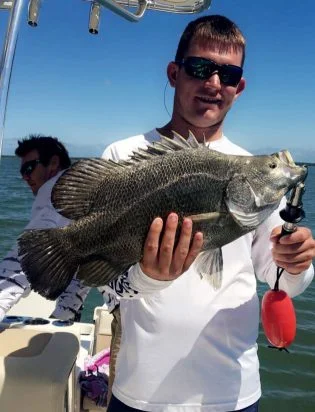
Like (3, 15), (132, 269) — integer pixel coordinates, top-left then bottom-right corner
(18, 15), (315, 412)
(102, 15), (315, 412)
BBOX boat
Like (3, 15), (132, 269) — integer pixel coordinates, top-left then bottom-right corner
(0, 1), (211, 410)
(0, 299), (113, 411)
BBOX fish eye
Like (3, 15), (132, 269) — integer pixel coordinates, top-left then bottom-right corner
(269, 163), (277, 169)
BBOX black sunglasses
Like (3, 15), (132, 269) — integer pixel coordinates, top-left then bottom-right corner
(176, 56), (243, 87)
(20, 159), (42, 177)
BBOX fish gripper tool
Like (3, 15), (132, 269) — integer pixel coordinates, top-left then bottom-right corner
(279, 182), (306, 236)
(275, 181), (307, 290)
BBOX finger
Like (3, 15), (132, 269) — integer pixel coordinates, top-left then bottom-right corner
(141, 217), (163, 268)
(158, 213), (178, 271)
(278, 227), (313, 245)
(273, 236), (315, 255)
(183, 231), (204, 273)
(273, 249), (313, 264)
(171, 218), (193, 275)
(270, 226), (282, 241)
(274, 259), (313, 274)
(272, 241), (306, 255)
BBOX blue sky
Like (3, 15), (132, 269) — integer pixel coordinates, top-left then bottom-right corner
(1, 0), (315, 159)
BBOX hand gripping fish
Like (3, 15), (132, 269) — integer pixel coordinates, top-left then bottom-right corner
(18, 133), (307, 300)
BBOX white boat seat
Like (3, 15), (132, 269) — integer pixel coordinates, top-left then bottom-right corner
(0, 327), (80, 412)
(93, 307), (113, 355)
(7, 290), (56, 319)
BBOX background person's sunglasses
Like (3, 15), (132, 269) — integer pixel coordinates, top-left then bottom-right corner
(176, 56), (243, 87)
(20, 159), (41, 177)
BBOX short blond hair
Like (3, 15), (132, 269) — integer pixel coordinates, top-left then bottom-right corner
(175, 15), (246, 67)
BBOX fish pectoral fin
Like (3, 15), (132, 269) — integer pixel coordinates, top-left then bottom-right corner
(186, 212), (225, 223)
(225, 203), (261, 228)
(77, 258), (130, 287)
(194, 249), (223, 290)
(225, 175), (262, 228)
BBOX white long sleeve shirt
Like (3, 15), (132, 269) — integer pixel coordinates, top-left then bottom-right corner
(0, 172), (93, 321)
(101, 130), (314, 411)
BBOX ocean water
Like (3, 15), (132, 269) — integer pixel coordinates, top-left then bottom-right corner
(0, 156), (314, 411)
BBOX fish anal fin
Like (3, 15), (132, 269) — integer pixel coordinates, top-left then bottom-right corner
(194, 248), (223, 290)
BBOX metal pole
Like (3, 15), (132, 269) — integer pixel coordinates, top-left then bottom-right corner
(0, 0), (26, 160)
(95, 0), (148, 22)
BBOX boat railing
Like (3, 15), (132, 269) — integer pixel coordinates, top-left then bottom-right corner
(0, 0), (212, 159)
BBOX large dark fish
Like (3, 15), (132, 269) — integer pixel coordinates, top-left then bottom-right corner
(18, 133), (307, 299)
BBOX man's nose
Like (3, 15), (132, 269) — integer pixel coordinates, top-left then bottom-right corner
(204, 72), (221, 90)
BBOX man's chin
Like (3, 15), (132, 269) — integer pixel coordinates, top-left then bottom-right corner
(189, 116), (224, 130)
(29, 185), (38, 195)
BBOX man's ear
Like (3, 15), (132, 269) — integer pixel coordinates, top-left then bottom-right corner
(167, 62), (179, 87)
(234, 77), (246, 100)
(48, 154), (60, 178)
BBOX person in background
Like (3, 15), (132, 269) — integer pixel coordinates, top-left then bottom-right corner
(99, 15), (315, 412)
(0, 134), (110, 322)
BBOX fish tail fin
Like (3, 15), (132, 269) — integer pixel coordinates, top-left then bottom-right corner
(195, 248), (223, 289)
(18, 228), (78, 300)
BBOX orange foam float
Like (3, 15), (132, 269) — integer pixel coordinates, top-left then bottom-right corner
(261, 289), (296, 350)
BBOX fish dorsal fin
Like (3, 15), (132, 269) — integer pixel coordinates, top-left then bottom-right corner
(53, 131), (201, 220)
(52, 158), (128, 219)
(172, 130), (200, 149)
(124, 130), (201, 165)
(158, 131), (191, 150)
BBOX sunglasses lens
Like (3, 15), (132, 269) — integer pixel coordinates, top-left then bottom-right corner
(184, 57), (213, 80)
(182, 57), (242, 86)
(20, 160), (40, 176)
(219, 66), (243, 86)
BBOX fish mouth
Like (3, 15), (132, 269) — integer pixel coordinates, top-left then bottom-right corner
(275, 150), (308, 183)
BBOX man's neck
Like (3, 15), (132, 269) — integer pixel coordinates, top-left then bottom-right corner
(48, 167), (63, 180)
(157, 120), (223, 144)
